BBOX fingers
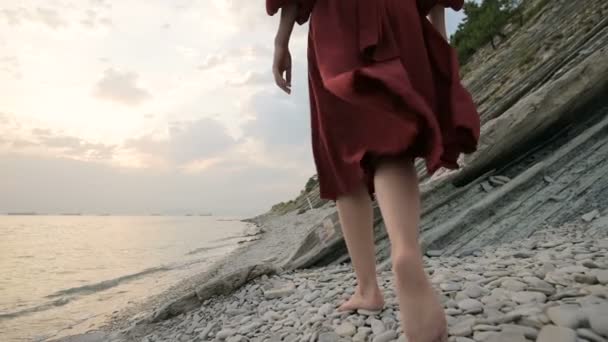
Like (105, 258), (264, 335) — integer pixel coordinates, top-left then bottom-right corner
(286, 63), (292, 88)
(273, 66), (291, 94)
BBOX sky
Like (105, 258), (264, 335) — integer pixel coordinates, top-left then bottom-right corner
(0, 0), (465, 217)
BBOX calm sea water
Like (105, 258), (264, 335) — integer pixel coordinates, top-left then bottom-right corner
(0, 215), (251, 342)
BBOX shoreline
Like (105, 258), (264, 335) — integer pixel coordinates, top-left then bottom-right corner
(51, 205), (337, 342)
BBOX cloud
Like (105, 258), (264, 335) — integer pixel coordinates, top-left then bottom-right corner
(80, 9), (112, 29)
(0, 56), (21, 79)
(35, 8), (68, 29)
(30, 128), (117, 160)
(125, 117), (237, 165)
(198, 54), (226, 71)
(228, 71), (274, 87)
(242, 76), (310, 146)
(93, 68), (151, 106)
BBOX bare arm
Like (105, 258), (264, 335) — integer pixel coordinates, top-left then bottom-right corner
(274, 3), (298, 48)
(272, 3), (298, 94)
(428, 5), (447, 40)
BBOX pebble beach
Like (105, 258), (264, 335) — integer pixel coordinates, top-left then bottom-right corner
(115, 222), (608, 342)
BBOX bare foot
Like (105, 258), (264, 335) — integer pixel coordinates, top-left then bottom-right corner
(394, 255), (448, 342)
(337, 285), (385, 312)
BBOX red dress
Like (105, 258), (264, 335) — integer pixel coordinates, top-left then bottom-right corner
(266, 0), (480, 200)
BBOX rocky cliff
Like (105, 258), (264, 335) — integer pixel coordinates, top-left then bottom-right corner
(263, 0), (608, 269)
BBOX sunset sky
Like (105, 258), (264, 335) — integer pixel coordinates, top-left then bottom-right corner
(0, 1), (465, 216)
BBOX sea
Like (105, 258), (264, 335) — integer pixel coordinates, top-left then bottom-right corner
(0, 215), (253, 342)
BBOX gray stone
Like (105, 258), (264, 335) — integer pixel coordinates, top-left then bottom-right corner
(582, 210), (600, 222)
(473, 331), (498, 341)
(371, 319), (386, 335)
(486, 331), (526, 342)
(588, 311), (608, 337)
(575, 274), (599, 285)
(511, 291), (546, 304)
(335, 321), (357, 337)
(264, 282), (296, 299)
(450, 322), (473, 337)
(546, 304), (587, 329)
(473, 324), (501, 331)
(594, 270), (608, 285)
(319, 303), (335, 316)
(500, 324), (539, 339)
(458, 298), (483, 312)
(463, 284), (484, 298)
(318, 332), (340, 342)
(216, 329), (237, 340)
(357, 309), (382, 316)
(440, 282), (462, 291)
(501, 279), (527, 291)
(537, 325), (577, 342)
(577, 328), (606, 342)
(372, 330), (397, 342)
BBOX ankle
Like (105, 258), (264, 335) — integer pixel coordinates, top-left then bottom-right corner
(356, 282), (383, 297)
(391, 250), (428, 286)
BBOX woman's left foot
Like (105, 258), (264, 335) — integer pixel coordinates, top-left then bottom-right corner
(337, 286), (385, 312)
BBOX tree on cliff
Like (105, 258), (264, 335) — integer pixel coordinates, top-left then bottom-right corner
(450, 0), (524, 64)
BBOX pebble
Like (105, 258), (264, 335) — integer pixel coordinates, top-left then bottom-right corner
(537, 325), (577, 342)
(458, 298), (483, 311)
(511, 291), (547, 304)
(370, 319), (386, 335)
(576, 328), (606, 342)
(318, 332), (340, 342)
(546, 304), (587, 329)
(372, 330), (397, 342)
(334, 321), (357, 337)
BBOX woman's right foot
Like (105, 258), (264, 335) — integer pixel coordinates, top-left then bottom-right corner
(337, 285), (385, 312)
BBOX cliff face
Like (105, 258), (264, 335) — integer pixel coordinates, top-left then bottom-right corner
(262, 0), (608, 269)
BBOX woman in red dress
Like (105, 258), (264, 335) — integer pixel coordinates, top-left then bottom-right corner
(267, 0), (480, 341)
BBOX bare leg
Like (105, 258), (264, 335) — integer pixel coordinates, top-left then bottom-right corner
(374, 156), (447, 342)
(335, 182), (385, 312)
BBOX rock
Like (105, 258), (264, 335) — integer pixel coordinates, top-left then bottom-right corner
(574, 274), (599, 285)
(537, 325), (577, 342)
(582, 210), (600, 222)
(318, 332), (340, 342)
(501, 279), (527, 291)
(319, 303), (335, 316)
(226, 336), (246, 342)
(264, 282), (296, 299)
(511, 291), (546, 304)
(352, 331), (369, 342)
(577, 328), (606, 342)
(481, 181), (494, 192)
(594, 270), (608, 285)
(500, 324), (539, 339)
(463, 284), (484, 298)
(450, 322), (473, 337)
(426, 250), (443, 257)
(546, 304), (587, 329)
(357, 309), (382, 316)
(335, 322), (357, 337)
(458, 298), (483, 312)
(512, 251), (533, 259)
(490, 175), (511, 186)
(216, 329), (236, 340)
(441, 282), (462, 292)
(304, 291), (321, 302)
(372, 330), (397, 342)
(474, 324), (501, 332)
(473, 331), (498, 341)
(486, 331), (526, 342)
(371, 319), (386, 335)
(588, 311), (608, 337)
(150, 292), (201, 322)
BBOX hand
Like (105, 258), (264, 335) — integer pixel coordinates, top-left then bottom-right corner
(272, 45), (292, 94)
